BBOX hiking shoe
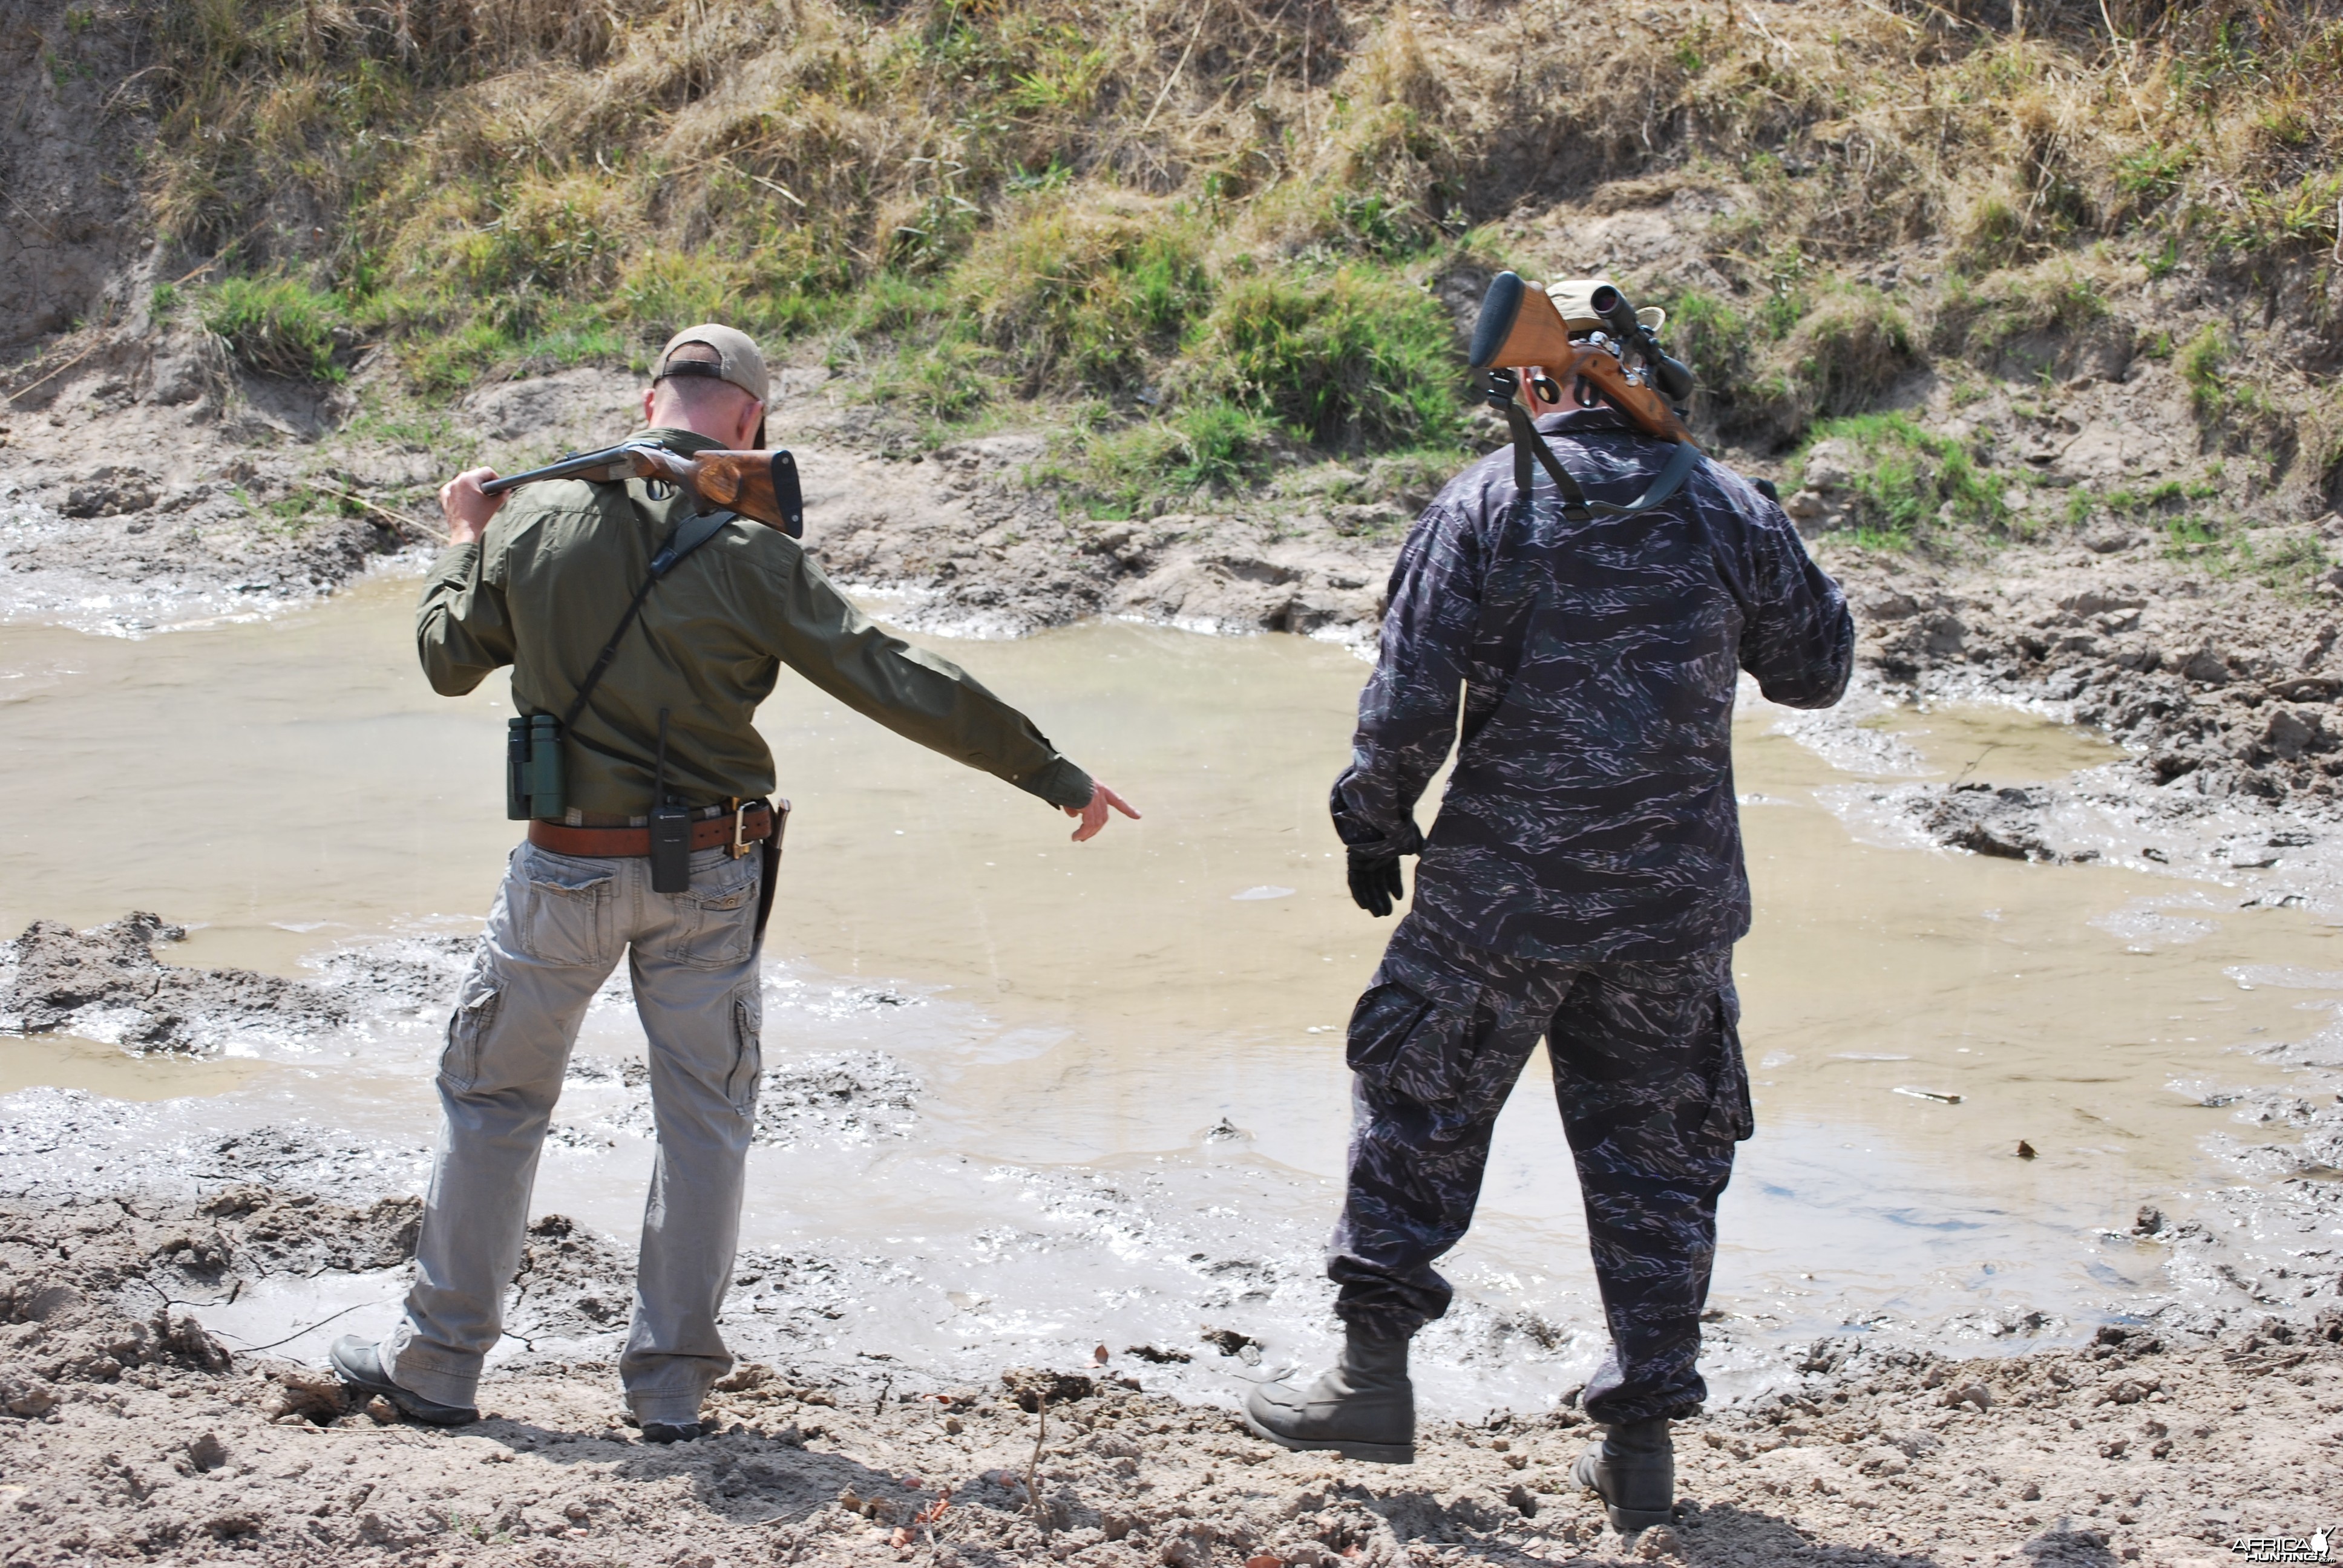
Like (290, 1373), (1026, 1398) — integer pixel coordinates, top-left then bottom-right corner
(1242, 1324), (1414, 1464)
(1572, 1416), (1675, 1533)
(641, 1422), (703, 1445)
(328, 1335), (479, 1428)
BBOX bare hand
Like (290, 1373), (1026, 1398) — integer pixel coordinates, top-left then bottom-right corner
(1064, 782), (1141, 843)
(438, 467), (506, 545)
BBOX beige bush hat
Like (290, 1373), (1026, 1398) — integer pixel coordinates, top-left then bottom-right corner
(655, 324), (769, 405)
(1546, 279), (1668, 336)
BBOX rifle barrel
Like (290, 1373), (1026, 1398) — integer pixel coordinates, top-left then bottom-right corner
(479, 445), (643, 496)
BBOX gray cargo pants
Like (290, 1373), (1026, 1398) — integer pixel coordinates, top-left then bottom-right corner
(383, 839), (765, 1423)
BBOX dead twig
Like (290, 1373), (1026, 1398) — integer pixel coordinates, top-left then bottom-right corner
(1023, 1396), (1049, 1532)
(2096, 0), (2153, 140)
(302, 480), (445, 540)
(2, 340), (105, 405)
(1139, 2), (1211, 134)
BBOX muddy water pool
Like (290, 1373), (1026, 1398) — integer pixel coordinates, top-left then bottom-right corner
(4, 575), (2340, 1414)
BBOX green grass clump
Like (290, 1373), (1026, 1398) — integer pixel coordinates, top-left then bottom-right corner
(199, 273), (347, 381)
(1794, 412), (2005, 550)
(1193, 266), (1464, 452)
(959, 201), (1212, 393)
(1043, 400), (1281, 515)
(2179, 323), (2229, 414)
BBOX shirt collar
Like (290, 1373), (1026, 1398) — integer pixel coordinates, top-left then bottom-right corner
(637, 426), (725, 455)
(1533, 405), (1636, 436)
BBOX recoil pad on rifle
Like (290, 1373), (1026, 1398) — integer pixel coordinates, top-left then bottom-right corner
(1467, 273), (1578, 372)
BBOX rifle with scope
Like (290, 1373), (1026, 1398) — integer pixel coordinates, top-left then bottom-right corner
(1465, 273), (1708, 520)
(1467, 272), (1697, 445)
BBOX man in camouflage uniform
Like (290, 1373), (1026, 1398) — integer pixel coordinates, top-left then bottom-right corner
(1247, 328), (1851, 1530)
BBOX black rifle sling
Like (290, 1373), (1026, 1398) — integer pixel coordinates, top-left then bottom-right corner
(557, 508), (736, 734)
(1503, 399), (1702, 524)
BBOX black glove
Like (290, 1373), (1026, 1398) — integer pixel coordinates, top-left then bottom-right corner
(1347, 852), (1407, 918)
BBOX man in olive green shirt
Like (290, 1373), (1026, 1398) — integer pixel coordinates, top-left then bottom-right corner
(331, 325), (1136, 1438)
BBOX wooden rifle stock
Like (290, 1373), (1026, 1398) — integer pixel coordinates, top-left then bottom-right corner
(634, 448), (805, 537)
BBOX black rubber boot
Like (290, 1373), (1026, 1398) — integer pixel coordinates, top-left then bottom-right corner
(1242, 1324), (1415, 1464)
(1572, 1416), (1675, 1533)
(640, 1422), (703, 1445)
(328, 1334), (479, 1428)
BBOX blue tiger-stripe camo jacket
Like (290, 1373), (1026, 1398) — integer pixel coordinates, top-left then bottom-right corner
(1330, 407), (1855, 963)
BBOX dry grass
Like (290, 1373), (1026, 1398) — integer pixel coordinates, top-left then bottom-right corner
(84, 0), (2342, 500)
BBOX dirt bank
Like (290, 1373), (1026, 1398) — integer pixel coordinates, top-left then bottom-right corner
(0, 1189), (2333, 1568)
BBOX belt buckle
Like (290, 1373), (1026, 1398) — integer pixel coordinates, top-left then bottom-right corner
(729, 800), (751, 859)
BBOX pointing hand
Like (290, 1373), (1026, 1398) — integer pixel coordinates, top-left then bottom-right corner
(1066, 782), (1141, 843)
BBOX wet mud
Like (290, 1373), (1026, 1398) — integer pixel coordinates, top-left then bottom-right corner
(563, 1047), (925, 1149)
(1, 1191), (2336, 1566)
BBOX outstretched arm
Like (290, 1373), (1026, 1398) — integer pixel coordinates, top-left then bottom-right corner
(766, 550), (1138, 838)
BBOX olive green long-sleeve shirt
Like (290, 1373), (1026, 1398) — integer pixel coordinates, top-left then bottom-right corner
(416, 428), (1095, 818)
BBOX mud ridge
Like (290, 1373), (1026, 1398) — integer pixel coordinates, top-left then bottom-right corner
(0, 914), (469, 1054)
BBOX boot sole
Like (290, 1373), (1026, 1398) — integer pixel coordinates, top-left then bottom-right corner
(1599, 1503), (1676, 1534)
(327, 1341), (478, 1428)
(1242, 1410), (1414, 1465)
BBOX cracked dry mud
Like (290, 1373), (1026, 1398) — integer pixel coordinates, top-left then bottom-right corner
(1, 1192), (2337, 1568)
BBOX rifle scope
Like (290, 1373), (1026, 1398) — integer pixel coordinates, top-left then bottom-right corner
(1588, 285), (1697, 405)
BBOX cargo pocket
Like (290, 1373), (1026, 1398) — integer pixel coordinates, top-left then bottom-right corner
(1345, 980), (1485, 1110)
(672, 854), (761, 970)
(725, 987), (764, 1114)
(1700, 991), (1755, 1144)
(439, 974), (502, 1093)
(511, 846), (615, 967)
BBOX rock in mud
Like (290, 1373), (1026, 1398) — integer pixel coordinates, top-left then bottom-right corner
(1917, 782), (2066, 861)
(0, 915), (470, 1053)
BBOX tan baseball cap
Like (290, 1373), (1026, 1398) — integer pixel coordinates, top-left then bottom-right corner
(655, 324), (769, 405)
(1545, 279), (1667, 336)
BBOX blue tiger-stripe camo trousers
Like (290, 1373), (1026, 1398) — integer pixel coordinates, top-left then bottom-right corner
(1329, 912), (1753, 1425)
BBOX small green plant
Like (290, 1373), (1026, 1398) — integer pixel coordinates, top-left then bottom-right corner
(1792, 413), (2006, 550)
(2230, 529), (2328, 593)
(2162, 515), (2221, 558)
(200, 273), (347, 381)
(869, 331), (1003, 422)
(2115, 143), (2194, 205)
(149, 281), (180, 318)
(2178, 323), (2228, 413)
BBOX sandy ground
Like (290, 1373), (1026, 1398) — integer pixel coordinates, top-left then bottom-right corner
(0, 1191), (2334, 1568)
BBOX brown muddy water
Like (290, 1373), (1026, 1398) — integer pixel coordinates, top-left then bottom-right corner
(2, 575), (2338, 1414)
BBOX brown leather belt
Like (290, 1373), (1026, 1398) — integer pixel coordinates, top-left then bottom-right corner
(528, 802), (775, 860)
